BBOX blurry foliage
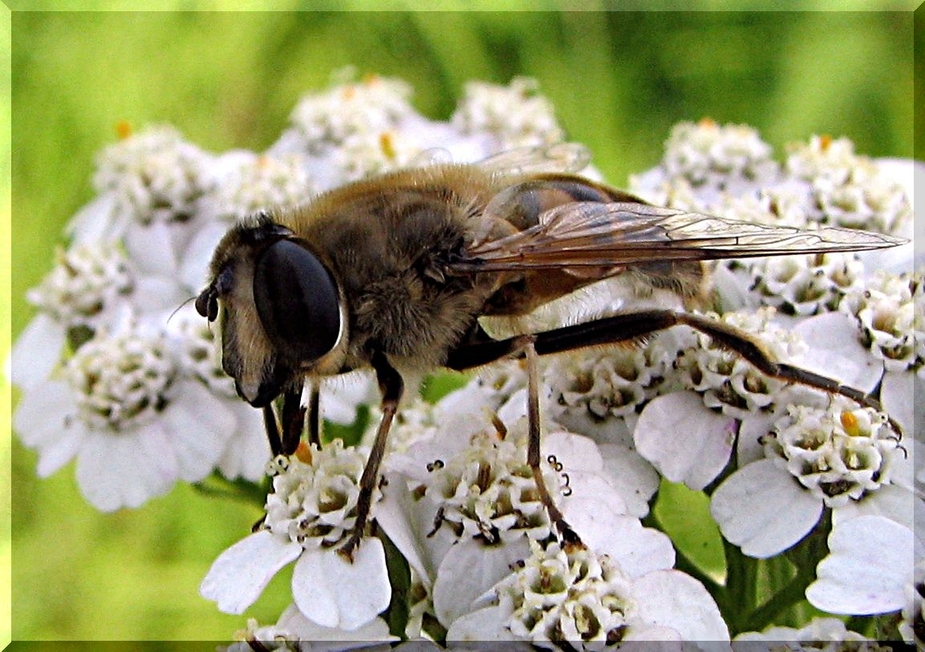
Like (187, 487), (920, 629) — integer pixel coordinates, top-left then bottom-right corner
(9, 9), (915, 642)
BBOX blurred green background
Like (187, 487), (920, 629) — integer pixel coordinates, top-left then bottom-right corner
(8, 5), (917, 644)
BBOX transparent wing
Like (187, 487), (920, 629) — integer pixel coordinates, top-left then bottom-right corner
(405, 143), (591, 175)
(452, 202), (906, 272)
(477, 142), (592, 177)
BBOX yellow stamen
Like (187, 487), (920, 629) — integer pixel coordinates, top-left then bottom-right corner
(295, 441), (313, 464)
(840, 410), (861, 437)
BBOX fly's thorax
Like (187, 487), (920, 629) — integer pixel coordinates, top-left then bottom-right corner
(273, 169), (507, 368)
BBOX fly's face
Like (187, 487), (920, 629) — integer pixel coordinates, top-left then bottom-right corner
(195, 214), (346, 407)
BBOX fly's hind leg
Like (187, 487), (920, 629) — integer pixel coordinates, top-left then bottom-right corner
(447, 326), (583, 548)
(524, 341), (583, 548)
(525, 309), (899, 433)
(445, 309), (901, 548)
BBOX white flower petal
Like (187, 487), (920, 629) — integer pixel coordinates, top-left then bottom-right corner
(133, 276), (188, 315)
(632, 570), (730, 643)
(13, 380), (73, 449)
(446, 605), (520, 644)
(200, 530), (302, 615)
(584, 516), (676, 578)
(66, 193), (118, 244)
(711, 261), (753, 312)
(597, 442), (661, 518)
(710, 459), (822, 558)
(880, 369), (918, 439)
(319, 372), (377, 425)
(126, 221), (179, 276)
(832, 484), (923, 536)
(374, 472), (432, 588)
(179, 220), (227, 291)
(791, 312), (883, 394)
(433, 537), (531, 629)
(623, 625), (684, 647)
(34, 423), (86, 478)
(9, 314), (65, 390)
(736, 411), (777, 467)
(806, 515), (915, 614)
(292, 538), (391, 631)
(75, 425), (179, 511)
(562, 471), (628, 522)
(162, 382), (236, 481)
(635, 391), (736, 490)
(216, 403), (271, 482)
(275, 603), (395, 645)
(543, 430), (604, 473)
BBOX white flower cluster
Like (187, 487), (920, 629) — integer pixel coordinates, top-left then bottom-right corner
(263, 443), (373, 549)
(93, 125), (212, 226)
(422, 429), (556, 544)
(25, 242), (134, 327)
(841, 270), (920, 372)
(286, 73), (415, 151)
(65, 325), (175, 431)
(764, 399), (899, 507)
(661, 119), (777, 189)
(452, 76), (565, 148)
(788, 135), (912, 234)
(12, 74), (922, 647)
(498, 542), (637, 645)
(548, 344), (671, 425)
(750, 251), (864, 316)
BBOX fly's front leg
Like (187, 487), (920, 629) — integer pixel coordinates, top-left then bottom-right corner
(263, 390), (306, 457)
(339, 350), (404, 561)
(306, 382), (321, 448)
(262, 386), (308, 457)
(262, 404), (283, 457)
(524, 341), (583, 548)
(280, 386), (307, 455)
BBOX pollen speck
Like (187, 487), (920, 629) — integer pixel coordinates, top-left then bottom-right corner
(295, 441), (313, 464)
(115, 120), (133, 140)
(840, 410), (861, 437)
(379, 132), (397, 160)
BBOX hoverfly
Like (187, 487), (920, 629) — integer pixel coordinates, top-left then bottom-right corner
(195, 144), (905, 558)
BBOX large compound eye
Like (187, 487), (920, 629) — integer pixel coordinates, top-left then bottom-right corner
(253, 239), (341, 364)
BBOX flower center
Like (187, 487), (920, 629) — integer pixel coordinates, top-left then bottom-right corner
(500, 541), (635, 646)
(28, 243), (134, 325)
(677, 308), (803, 416)
(263, 441), (375, 549)
(66, 330), (175, 430)
(763, 399), (899, 507)
(549, 347), (667, 421)
(94, 126), (209, 224)
(424, 430), (559, 544)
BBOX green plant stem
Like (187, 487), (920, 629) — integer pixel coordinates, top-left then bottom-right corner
(722, 538), (758, 634)
(742, 571), (814, 633)
(380, 529), (411, 640)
